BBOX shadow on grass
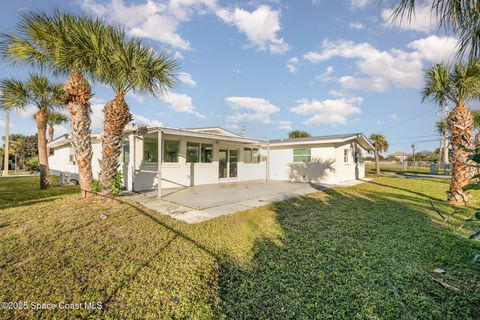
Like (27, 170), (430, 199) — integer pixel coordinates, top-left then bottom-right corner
(216, 186), (480, 319)
(0, 177), (80, 210)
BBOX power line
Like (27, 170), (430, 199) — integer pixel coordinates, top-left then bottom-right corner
(388, 134), (441, 141)
(379, 109), (433, 133)
(388, 139), (441, 146)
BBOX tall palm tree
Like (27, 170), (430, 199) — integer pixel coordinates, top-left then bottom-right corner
(288, 130), (311, 139)
(422, 64), (451, 166)
(46, 111), (68, 143)
(0, 75), (64, 189)
(2, 110), (8, 176)
(423, 61), (480, 205)
(0, 11), (114, 197)
(391, 0), (480, 58)
(369, 133), (389, 175)
(97, 36), (176, 193)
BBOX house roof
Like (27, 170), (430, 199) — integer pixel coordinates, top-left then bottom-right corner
(183, 127), (241, 137)
(268, 133), (374, 150)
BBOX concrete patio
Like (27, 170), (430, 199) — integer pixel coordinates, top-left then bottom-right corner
(123, 179), (367, 223)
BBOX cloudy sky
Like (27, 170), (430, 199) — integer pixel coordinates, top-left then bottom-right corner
(0, 0), (463, 153)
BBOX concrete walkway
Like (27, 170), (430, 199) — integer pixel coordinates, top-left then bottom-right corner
(123, 179), (368, 224)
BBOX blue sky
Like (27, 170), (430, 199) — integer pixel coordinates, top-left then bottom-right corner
(0, 0), (464, 153)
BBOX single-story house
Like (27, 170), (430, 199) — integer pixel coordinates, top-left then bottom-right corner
(48, 125), (374, 196)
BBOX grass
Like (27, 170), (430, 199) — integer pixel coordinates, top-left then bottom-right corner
(0, 176), (479, 319)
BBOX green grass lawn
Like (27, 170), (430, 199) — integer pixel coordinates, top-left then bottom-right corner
(0, 176), (479, 319)
(365, 162), (448, 175)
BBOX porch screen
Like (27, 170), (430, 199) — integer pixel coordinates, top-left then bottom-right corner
(143, 138), (158, 162)
(293, 148), (311, 163)
(164, 140), (179, 162)
(187, 143), (200, 163)
(201, 144), (213, 163)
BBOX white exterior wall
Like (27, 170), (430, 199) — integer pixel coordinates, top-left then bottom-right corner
(48, 139), (102, 179)
(333, 141), (365, 183)
(132, 135), (265, 191)
(268, 144), (336, 184)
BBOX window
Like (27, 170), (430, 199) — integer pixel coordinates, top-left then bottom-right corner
(201, 144), (213, 163)
(186, 142), (200, 163)
(344, 149), (349, 163)
(164, 140), (179, 163)
(121, 138), (129, 163)
(244, 147), (260, 163)
(252, 148), (260, 163)
(293, 148), (311, 163)
(143, 138), (158, 162)
(244, 148), (252, 163)
(69, 148), (75, 164)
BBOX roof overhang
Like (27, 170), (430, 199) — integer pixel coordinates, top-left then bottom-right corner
(124, 126), (266, 145)
(268, 133), (374, 151)
(47, 134), (101, 149)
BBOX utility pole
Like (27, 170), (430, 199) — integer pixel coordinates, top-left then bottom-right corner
(411, 143), (416, 165)
(3, 111), (9, 177)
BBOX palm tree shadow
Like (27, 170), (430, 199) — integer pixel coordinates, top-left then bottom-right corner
(216, 187), (480, 318)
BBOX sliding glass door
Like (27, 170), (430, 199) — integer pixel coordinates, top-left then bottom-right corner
(219, 149), (238, 179)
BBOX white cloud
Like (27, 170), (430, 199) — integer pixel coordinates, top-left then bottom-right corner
(53, 124), (69, 138)
(131, 113), (163, 127)
(350, 0), (373, 9)
(81, 0), (217, 50)
(276, 120), (292, 130)
(382, 1), (437, 33)
(18, 105), (37, 118)
(314, 65), (334, 82)
(90, 99), (105, 132)
(302, 36), (458, 92)
(177, 72), (197, 87)
(407, 35), (458, 63)
(388, 113), (397, 121)
(161, 92), (205, 118)
(217, 5), (290, 54)
(290, 97), (363, 125)
(348, 22), (364, 29)
(225, 96), (279, 124)
(129, 92), (145, 104)
(287, 57), (301, 74)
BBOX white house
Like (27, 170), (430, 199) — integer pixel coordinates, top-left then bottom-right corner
(47, 126), (373, 196)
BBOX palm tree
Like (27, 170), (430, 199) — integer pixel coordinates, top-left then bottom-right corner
(2, 110), (8, 176)
(422, 64), (451, 166)
(369, 133), (389, 175)
(423, 61), (480, 205)
(391, 1), (480, 58)
(97, 36), (176, 193)
(471, 110), (480, 147)
(46, 111), (68, 143)
(0, 75), (64, 189)
(288, 130), (311, 139)
(0, 11), (115, 197)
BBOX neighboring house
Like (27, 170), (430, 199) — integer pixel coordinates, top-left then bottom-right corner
(48, 126), (374, 195)
(388, 151), (408, 161)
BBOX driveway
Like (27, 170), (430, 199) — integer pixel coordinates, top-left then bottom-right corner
(124, 180), (365, 224)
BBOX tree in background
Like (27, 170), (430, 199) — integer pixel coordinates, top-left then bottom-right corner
(97, 35), (176, 193)
(0, 11), (114, 197)
(46, 112), (68, 143)
(0, 75), (64, 189)
(423, 61), (480, 205)
(369, 133), (389, 175)
(288, 130), (311, 139)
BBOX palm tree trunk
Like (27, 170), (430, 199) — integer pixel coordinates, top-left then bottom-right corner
(375, 150), (380, 175)
(64, 70), (93, 198)
(47, 125), (54, 155)
(443, 130), (449, 164)
(448, 103), (474, 205)
(3, 110), (9, 176)
(99, 92), (132, 194)
(36, 108), (50, 189)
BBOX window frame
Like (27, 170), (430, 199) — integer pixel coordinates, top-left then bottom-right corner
(163, 139), (180, 163)
(244, 147), (260, 164)
(186, 142), (200, 163)
(344, 149), (350, 163)
(201, 143), (213, 163)
(293, 148), (311, 163)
